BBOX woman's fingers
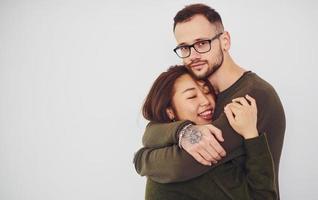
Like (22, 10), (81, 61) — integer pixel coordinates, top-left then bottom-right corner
(232, 97), (249, 106)
(224, 105), (235, 125)
(232, 95), (257, 108)
(245, 94), (257, 108)
(226, 102), (241, 114)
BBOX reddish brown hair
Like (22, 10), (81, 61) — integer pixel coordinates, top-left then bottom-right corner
(173, 3), (224, 32)
(142, 65), (214, 123)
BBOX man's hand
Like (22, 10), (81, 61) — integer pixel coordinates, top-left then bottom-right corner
(180, 124), (226, 166)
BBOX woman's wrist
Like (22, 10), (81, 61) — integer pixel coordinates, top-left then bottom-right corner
(242, 129), (259, 139)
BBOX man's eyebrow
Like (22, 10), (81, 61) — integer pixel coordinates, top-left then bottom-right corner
(182, 88), (195, 93)
(177, 38), (211, 46)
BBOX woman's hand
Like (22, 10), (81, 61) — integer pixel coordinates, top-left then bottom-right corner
(224, 95), (259, 139)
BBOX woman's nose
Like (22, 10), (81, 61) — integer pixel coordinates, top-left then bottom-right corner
(199, 92), (210, 106)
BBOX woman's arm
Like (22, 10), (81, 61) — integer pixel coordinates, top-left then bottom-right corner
(244, 133), (277, 199)
(224, 95), (277, 198)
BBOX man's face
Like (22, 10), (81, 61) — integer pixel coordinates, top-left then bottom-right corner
(174, 15), (224, 79)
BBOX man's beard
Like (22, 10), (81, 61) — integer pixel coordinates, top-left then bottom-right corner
(187, 46), (224, 80)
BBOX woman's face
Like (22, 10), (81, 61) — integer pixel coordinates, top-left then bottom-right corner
(168, 74), (215, 125)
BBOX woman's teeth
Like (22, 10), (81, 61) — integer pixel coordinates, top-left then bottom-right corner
(199, 110), (213, 119)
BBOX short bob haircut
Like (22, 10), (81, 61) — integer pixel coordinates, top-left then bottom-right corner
(142, 65), (215, 123)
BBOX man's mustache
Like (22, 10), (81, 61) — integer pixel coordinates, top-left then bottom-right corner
(188, 59), (208, 68)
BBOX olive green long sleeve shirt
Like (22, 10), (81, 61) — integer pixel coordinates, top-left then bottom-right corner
(143, 134), (277, 200)
(134, 71), (285, 198)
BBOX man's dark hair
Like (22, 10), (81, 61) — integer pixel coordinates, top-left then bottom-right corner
(173, 3), (224, 32)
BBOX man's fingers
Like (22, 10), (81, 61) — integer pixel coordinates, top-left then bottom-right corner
(207, 134), (226, 157)
(208, 143), (222, 160)
(206, 124), (224, 142)
(192, 152), (212, 166)
(200, 140), (222, 160)
(196, 145), (214, 161)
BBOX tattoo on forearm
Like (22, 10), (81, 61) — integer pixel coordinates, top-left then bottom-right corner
(184, 127), (202, 144)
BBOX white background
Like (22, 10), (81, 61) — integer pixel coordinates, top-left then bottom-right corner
(1, 0), (317, 199)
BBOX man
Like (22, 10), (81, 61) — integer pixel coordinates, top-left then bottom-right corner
(134, 3), (285, 199)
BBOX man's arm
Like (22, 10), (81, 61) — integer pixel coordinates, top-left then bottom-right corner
(134, 145), (209, 183)
(142, 120), (192, 148)
(134, 113), (244, 183)
(143, 113), (243, 158)
(133, 144), (245, 183)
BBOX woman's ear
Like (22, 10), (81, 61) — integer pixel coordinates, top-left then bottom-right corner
(166, 107), (176, 121)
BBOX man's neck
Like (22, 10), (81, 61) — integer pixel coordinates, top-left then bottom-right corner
(208, 56), (246, 94)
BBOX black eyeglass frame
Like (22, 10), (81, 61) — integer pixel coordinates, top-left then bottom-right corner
(173, 32), (223, 58)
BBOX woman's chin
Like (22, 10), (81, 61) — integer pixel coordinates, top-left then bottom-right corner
(196, 117), (212, 125)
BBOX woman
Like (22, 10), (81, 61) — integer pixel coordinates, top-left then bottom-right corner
(134, 65), (276, 199)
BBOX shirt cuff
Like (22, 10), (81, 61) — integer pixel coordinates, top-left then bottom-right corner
(174, 120), (194, 144)
(244, 133), (269, 157)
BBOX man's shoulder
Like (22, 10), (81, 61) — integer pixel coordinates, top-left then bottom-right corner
(245, 72), (284, 110)
(246, 72), (276, 92)
(239, 72), (283, 104)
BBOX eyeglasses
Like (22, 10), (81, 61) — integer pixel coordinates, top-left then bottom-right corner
(173, 32), (223, 58)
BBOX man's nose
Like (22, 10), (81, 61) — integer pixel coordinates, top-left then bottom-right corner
(189, 46), (201, 60)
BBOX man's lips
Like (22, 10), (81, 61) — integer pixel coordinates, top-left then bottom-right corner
(198, 109), (213, 120)
(190, 62), (207, 70)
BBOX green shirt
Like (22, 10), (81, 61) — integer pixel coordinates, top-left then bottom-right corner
(134, 71), (285, 199)
(143, 134), (276, 200)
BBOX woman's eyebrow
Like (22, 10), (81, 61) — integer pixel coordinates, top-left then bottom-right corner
(182, 88), (195, 94)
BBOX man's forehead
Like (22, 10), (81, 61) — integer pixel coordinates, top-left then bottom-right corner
(174, 15), (216, 45)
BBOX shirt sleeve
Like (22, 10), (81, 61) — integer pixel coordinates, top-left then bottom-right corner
(142, 120), (192, 148)
(136, 113), (246, 182)
(133, 144), (245, 183)
(243, 133), (277, 199)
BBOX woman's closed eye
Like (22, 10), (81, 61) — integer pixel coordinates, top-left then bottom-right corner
(187, 95), (197, 99)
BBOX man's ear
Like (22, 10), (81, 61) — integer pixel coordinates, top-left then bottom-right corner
(166, 107), (176, 121)
(221, 31), (231, 52)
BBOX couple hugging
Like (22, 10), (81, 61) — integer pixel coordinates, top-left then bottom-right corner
(134, 4), (285, 200)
